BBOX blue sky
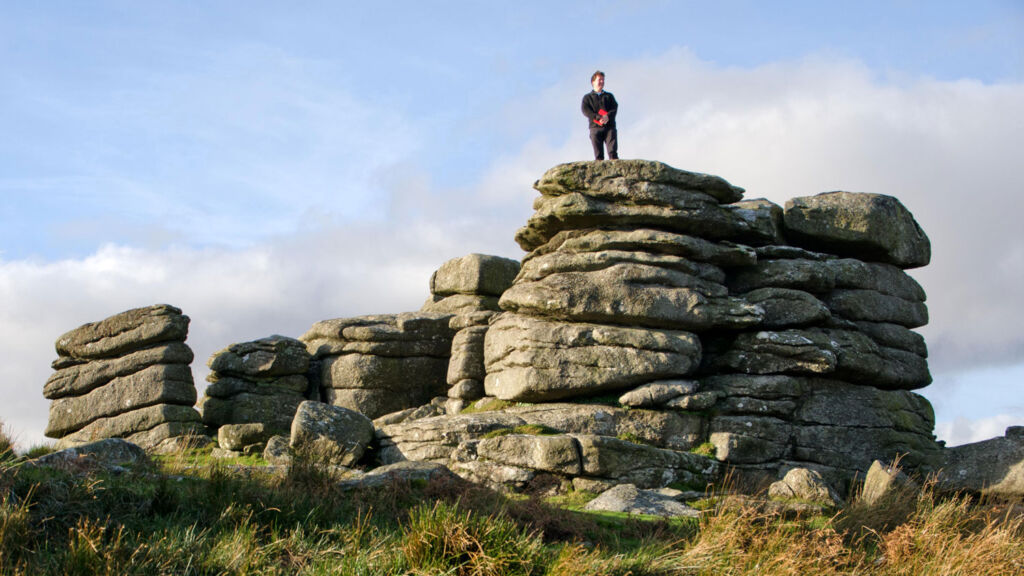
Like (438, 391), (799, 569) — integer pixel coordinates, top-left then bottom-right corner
(1, 1), (1022, 449)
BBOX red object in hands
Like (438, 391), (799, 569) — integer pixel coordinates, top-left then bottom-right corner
(598, 109), (608, 115)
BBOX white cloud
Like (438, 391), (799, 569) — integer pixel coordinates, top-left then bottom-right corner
(936, 414), (1020, 447)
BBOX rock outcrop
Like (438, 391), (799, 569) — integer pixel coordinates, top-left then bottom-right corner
(198, 335), (311, 453)
(379, 160), (940, 494)
(301, 313), (456, 419)
(421, 253), (520, 411)
(43, 305), (206, 452)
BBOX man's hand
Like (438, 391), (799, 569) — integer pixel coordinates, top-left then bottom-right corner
(596, 112), (609, 126)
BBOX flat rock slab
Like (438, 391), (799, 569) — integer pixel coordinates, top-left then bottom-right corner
(53, 403), (202, 447)
(500, 262), (762, 331)
(527, 228), (756, 268)
(55, 304), (189, 360)
(583, 483), (701, 518)
(534, 160), (744, 204)
(484, 313), (702, 402)
(45, 342), (194, 400)
(783, 192), (930, 269)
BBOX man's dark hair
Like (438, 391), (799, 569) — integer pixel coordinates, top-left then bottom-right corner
(591, 70), (605, 83)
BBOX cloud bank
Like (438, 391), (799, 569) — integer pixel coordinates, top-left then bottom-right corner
(3, 51), (1022, 449)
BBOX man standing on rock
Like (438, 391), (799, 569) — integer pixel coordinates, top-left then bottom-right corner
(581, 70), (618, 161)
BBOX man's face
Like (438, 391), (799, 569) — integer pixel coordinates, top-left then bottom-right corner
(592, 75), (604, 92)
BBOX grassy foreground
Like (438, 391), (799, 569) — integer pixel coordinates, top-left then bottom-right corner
(0, 426), (1021, 575)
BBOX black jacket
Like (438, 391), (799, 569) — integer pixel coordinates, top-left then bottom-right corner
(581, 91), (618, 129)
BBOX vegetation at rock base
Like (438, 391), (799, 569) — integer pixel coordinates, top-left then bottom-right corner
(0, 427), (1021, 574)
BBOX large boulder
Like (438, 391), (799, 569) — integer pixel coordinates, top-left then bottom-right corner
(289, 401), (375, 466)
(429, 253), (521, 297)
(783, 192), (931, 269)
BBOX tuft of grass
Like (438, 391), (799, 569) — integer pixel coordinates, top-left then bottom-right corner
(0, 423), (14, 463)
(400, 499), (545, 575)
(690, 441), (717, 458)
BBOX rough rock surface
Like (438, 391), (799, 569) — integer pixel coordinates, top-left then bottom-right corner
(583, 483), (701, 517)
(289, 401), (375, 466)
(199, 335), (311, 450)
(301, 313), (456, 419)
(784, 192), (931, 268)
(768, 467), (843, 507)
(29, 438), (150, 473)
(936, 427), (1024, 498)
(44, 305), (206, 451)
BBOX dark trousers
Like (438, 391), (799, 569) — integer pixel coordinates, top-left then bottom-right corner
(589, 126), (618, 160)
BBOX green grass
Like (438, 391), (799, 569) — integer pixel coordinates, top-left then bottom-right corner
(1, 420), (1021, 576)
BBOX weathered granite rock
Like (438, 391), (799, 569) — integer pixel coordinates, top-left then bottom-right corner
(501, 262), (763, 330)
(289, 401), (375, 466)
(421, 294), (501, 315)
(575, 434), (720, 488)
(768, 467), (843, 507)
(533, 160), (745, 204)
(28, 438), (150, 473)
(44, 343), (194, 399)
(484, 313), (702, 401)
(860, 460), (916, 506)
(429, 253), (521, 297)
(55, 404), (203, 449)
(43, 305), (205, 450)
(527, 228), (757, 269)
(218, 423), (275, 452)
(709, 329), (930, 390)
(476, 434), (583, 475)
(201, 335), (312, 447)
(824, 289), (928, 328)
(208, 335), (310, 379)
(302, 313), (455, 419)
(46, 364), (197, 437)
(516, 174), (775, 252)
(338, 461), (464, 491)
(741, 288), (830, 328)
(618, 380), (699, 408)
(55, 305), (190, 360)
(263, 435), (292, 466)
(199, 392), (305, 433)
(446, 325), (487, 386)
(936, 427), (1024, 498)
(783, 192), (931, 268)
(583, 483), (701, 517)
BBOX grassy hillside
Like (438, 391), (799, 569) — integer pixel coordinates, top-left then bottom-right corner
(0, 424), (1020, 575)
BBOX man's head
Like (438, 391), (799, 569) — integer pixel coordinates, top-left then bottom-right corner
(591, 71), (605, 92)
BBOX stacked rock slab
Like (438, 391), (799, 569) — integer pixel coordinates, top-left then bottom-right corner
(420, 253), (520, 411)
(43, 304), (206, 452)
(198, 335), (311, 453)
(300, 313), (456, 419)
(451, 159), (938, 492)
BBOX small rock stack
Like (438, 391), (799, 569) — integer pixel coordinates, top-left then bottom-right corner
(43, 304), (206, 452)
(300, 313), (456, 419)
(198, 335), (311, 453)
(421, 253), (520, 411)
